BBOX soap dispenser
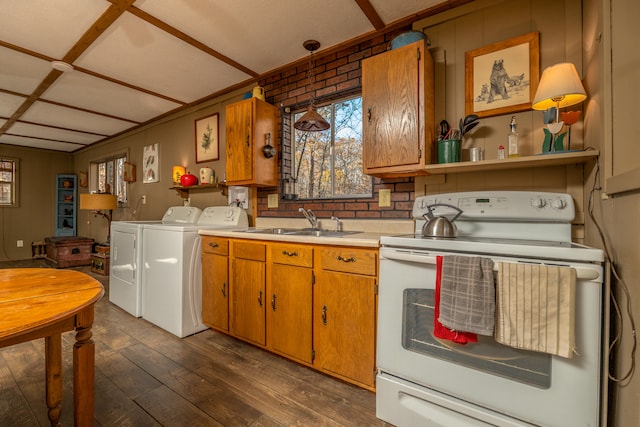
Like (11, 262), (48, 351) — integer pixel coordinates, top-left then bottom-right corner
(508, 116), (519, 158)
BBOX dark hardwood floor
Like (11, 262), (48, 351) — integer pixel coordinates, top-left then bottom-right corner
(0, 260), (387, 426)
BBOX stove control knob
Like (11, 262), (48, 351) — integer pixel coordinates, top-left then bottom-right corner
(550, 198), (567, 210)
(530, 197), (546, 209)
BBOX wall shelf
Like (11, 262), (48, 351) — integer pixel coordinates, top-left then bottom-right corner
(423, 150), (599, 175)
(170, 183), (227, 199)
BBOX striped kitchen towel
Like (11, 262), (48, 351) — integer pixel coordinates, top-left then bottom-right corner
(438, 255), (495, 336)
(495, 262), (577, 358)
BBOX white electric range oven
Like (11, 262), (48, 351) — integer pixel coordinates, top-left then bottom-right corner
(376, 191), (607, 427)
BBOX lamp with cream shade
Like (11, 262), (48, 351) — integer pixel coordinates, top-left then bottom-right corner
(532, 62), (586, 152)
(80, 193), (117, 244)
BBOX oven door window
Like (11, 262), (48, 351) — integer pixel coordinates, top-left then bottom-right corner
(402, 289), (552, 389)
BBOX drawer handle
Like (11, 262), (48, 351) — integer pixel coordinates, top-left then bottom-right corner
(72, 248), (80, 254)
(221, 282), (226, 297)
(258, 290), (263, 307)
(282, 250), (298, 257)
(208, 242), (219, 248)
(336, 255), (356, 263)
(321, 305), (328, 326)
(271, 294), (277, 311)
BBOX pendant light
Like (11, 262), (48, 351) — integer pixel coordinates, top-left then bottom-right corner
(294, 40), (330, 132)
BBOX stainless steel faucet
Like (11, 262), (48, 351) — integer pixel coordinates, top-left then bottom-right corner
(330, 216), (341, 232)
(299, 207), (318, 229)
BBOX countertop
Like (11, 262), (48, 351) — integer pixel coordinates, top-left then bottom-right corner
(198, 229), (386, 248)
(198, 218), (415, 248)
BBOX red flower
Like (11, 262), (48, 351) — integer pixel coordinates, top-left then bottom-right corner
(560, 111), (581, 125)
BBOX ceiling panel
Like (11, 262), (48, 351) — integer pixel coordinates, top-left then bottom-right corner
(42, 71), (182, 123)
(0, 92), (27, 118)
(0, 134), (85, 152)
(0, 47), (52, 95)
(370, 0), (445, 24)
(0, 0), (110, 59)
(8, 122), (104, 145)
(74, 12), (251, 103)
(134, 0), (374, 73)
(22, 102), (134, 136)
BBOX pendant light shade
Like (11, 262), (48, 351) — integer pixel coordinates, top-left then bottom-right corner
(294, 40), (330, 132)
(294, 105), (330, 132)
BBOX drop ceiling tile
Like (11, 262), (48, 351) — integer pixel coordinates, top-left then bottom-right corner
(0, 0), (110, 59)
(22, 101), (135, 136)
(0, 47), (52, 95)
(42, 71), (182, 123)
(134, 0), (374, 74)
(74, 12), (251, 103)
(370, 0), (444, 25)
(0, 134), (84, 152)
(8, 122), (104, 145)
(0, 92), (27, 118)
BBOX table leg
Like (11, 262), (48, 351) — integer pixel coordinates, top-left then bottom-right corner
(45, 334), (62, 427)
(73, 306), (95, 427)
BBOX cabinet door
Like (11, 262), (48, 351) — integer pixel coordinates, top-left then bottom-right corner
(269, 263), (313, 364)
(230, 257), (266, 345)
(362, 40), (435, 176)
(314, 270), (376, 389)
(202, 252), (229, 331)
(226, 100), (253, 182)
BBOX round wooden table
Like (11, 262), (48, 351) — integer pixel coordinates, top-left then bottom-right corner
(0, 268), (104, 426)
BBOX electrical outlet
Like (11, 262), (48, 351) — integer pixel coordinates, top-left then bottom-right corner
(379, 189), (391, 207)
(17, 240), (24, 247)
(268, 194), (279, 208)
(142, 195), (146, 205)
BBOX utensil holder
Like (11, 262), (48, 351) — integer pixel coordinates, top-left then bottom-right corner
(437, 139), (461, 163)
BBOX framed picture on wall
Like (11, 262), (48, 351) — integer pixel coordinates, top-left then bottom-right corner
(465, 32), (539, 118)
(78, 171), (88, 187)
(124, 162), (136, 182)
(143, 143), (159, 183)
(195, 113), (219, 163)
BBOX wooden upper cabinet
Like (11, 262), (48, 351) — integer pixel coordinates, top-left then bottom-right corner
(362, 39), (434, 177)
(225, 97), (278, 187)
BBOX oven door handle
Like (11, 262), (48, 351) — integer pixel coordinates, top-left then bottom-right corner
(380, 248), (601, 281)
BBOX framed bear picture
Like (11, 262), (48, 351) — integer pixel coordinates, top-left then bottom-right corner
(465, 32), (539, 118)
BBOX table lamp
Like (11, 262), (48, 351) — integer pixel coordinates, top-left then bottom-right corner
(532, 62), (586, 152)
(80, 193), (118, 244)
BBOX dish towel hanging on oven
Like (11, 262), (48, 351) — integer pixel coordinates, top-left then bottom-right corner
(438, 255), (495, 336)
(434, 256), (477, 344)
(494, 262), (577, 358)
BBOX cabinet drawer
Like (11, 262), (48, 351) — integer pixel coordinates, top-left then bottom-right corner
(202, 236), (228, 255)
(319, 247), (377, 276)
(270, 243), (313, 267)
(232, 240), (266, 261)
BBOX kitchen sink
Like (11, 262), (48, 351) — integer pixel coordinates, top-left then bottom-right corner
(236, 228), (358, 237)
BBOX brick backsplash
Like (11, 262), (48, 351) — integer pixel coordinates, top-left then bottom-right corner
(256, 27), (415, 221)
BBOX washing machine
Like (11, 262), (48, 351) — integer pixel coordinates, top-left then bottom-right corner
(110, 219), (163, 317)
(142, 206), (248, 338)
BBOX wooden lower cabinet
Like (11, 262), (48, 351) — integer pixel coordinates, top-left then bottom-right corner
(202, 237), (229, 332)
(201, 238), (377, 390)
(268, 243), (314, 364)
(314, 247), (377, 390)
(230, 241), (266, 346)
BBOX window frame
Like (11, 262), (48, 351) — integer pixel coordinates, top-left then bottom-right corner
(90, 154), (128, 204)
(291, 95), (372, 200)
(0, 157), (19, 207)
